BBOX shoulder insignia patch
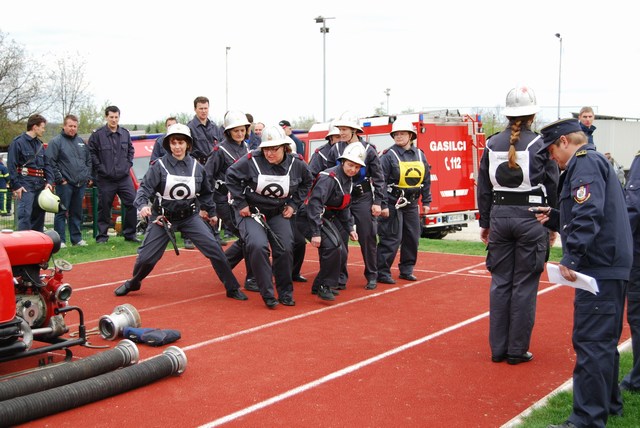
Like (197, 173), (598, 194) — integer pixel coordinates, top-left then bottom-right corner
(573, 184), (590, 204)
(575, 150), (587, 157)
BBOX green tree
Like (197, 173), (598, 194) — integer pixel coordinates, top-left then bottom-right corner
(76, 101), (104, 134)
(292, 116), (316, 130)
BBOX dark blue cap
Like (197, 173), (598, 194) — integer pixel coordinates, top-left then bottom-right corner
(538, 118), (582, 153)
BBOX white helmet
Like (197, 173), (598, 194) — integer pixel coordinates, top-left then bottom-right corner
(339, 143), (366, 167)
(38, 188), (63, 213)
(325, 126), (340, 141)
(390, 120), (417, 140)
(332, 111), (363, 133)
(259, 125), (289, 148)
(502, 86), (540, 117)
(224, 110), (250, 130)
(163, 123), (192, 151)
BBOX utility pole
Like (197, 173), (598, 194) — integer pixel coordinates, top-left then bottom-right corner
(315, 16), (335, 122)
(384, 88), (391, 115)
(225, 46), (231, 111)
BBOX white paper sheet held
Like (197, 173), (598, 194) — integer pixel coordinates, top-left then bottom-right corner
(546, 263), (599, 295)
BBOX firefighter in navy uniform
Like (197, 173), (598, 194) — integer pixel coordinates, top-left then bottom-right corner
(326, 111), (385, 290)
(308, 126), (341, 177)
(621, 149), (640, 394)
(114, 124), (247, 301)
(377, 120), (431, 284)
(477, 86), (559, 366)
(225, 125), (313, 309)
(7, 114), (55, 231)
(204, 111), (256, 291)
(299, 143), (364, 300)
(534, 118), (632, 428)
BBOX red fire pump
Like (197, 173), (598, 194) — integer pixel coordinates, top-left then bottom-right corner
(0, 229), (86, 363)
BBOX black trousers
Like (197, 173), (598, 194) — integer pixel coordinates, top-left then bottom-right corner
(236, 212), (293, 301)
(96, 175), (137, 242)
(129, 213), (240, 292)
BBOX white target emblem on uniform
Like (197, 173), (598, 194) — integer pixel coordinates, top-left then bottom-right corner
(169, 183), (192, 200)
(262, 183), (285, 198)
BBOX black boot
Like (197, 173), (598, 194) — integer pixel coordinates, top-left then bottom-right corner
(114, 280), (141, 296)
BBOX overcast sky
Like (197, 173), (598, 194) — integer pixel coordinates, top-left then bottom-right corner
(3, 0), (640, 127)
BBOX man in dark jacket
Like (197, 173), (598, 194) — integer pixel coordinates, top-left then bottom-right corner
(46, 114), (92, 247)
(536, 118), (632, 428)
(88, 106), (139, 244)
(621, 150), (640, 393)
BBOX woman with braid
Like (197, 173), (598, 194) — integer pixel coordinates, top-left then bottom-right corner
(477, 86), (559, 365)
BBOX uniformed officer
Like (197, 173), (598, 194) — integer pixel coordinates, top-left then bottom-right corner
(377, 120), (431, 284)
(225, 125), (313, 309)
(7, 114), (55, 231)
(87, 106), (139, 244)
(114, 124), (247, 302)
(535, 118), (632, 428)
(326, 111), (385, 290)
(299, 143), (364, 300)
(187, 96), (224, 165)
(477, 86), (559, 366)
(204, 111), (255, 290)
(621, 149), (640, 393)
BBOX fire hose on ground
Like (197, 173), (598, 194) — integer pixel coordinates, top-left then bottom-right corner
(0, 346), (187, 427)
(0, 339), (139, 402)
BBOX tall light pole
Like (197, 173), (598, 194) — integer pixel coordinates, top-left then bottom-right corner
(225, 46), (230, 111)
(555, 33), (562, 119)
(315, 16), (335, 122)
(384, 88), (391, 115)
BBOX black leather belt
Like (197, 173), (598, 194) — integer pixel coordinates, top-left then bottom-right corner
(492, 191), (545, 206)
(164, 204), (197, 222)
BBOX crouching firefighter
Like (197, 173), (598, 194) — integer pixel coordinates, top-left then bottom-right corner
(114, 124), (248, 301)
(376, 120), (431, 284)
(298, 143), (363, 301)
(225, 124), (313, 309)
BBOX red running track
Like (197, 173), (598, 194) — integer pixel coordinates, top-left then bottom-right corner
(0, 246), (630, 427)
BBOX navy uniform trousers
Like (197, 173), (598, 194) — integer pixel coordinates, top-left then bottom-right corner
(377, 199), (421, 279)
(350, 191), (378, 282)
(569, 280), (626, 427)
(297, 211), (349, 292)
(486, 214), (548, 357)
(215, 192), (253, 280)
(237, 213), (293, 301)
(129, 213), (240, 292)
(621, 266), (640, 390)
(96, 175), (137, 242)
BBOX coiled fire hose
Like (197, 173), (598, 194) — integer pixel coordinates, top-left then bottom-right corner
(0, 339), (138, 402)
(0, 346), (187, 427)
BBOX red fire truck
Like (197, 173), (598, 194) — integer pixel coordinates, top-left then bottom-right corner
(305, 110), (486, 239)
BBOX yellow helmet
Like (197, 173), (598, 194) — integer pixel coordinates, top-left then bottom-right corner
(38, 188), (64, 213)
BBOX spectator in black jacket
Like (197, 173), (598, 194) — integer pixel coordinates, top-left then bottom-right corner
(87, 106), (139, 244)
(46, 114), (92, 247)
